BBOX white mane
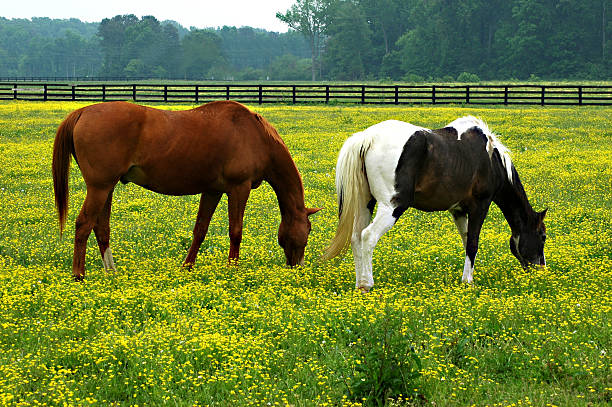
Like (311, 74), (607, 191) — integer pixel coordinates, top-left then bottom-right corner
(446, 115), (514, 184)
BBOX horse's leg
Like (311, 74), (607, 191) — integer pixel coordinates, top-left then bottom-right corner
(73, 186), (114, 280)
(93, 187), (116, 272)
(462, 204), (490, 284)
(358, 204), (396, 291)
(450, 209), (468, 250)
(183, 192), (222, 267)
(227, 182), (252, 263)
(351, 198), (375, 290)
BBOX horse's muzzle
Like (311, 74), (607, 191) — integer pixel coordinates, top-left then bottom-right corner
(538, 254), (546, 267)
(286, 255), (305, 268)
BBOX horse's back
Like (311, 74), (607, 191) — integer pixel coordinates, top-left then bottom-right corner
(355, 119), (496, 211)
(71, 101), (272, 194)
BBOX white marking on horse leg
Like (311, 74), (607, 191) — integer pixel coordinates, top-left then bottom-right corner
(452, 213), (468, 250)
(359, 204), (396, 291)
(102, 248), (116, 272)
(351, 205), (373, 290)
(462, 255), (474, 283)
(351, 237), (364, 290)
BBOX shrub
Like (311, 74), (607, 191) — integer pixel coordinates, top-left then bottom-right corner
(344, 301), (423, 406)
(402, 73), (425, 83)
(456, 72), (480, 83)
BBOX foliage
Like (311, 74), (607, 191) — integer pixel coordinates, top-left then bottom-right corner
(276, 0), (330, 80)
(343, 300), (423, 405)
(0, 101), (610, 406)
(456, 72), (481, 83)
(322, 1), (373, 80)
(269, 55), (311, 80)
(0, 17), (310, 80)
(0, 17), (101, 77)
(1, 0), (609, 81)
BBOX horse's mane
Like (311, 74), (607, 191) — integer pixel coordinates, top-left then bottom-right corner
(253, 113), (286, 146)
(446, 115), (514, 184)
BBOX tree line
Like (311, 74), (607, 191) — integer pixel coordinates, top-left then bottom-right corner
(0, 16), (310, 80)
(280, 0), (610, 81)
(0, 0), (609, 81)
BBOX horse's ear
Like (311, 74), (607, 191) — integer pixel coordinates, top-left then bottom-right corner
(537, 208), (548, 226)
(306, 207), (322, 217)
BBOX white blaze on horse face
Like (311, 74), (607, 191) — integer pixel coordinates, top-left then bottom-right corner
(462, 255), (474, 283)
(512, 235), (520, 251)
(102, 248), (116, 272)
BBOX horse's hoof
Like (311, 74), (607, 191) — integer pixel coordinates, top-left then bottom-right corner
(356, 286), (370, 294)
(73, 274), (85, 282)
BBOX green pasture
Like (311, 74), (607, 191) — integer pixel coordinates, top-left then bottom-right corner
(0, 101), (610, 406)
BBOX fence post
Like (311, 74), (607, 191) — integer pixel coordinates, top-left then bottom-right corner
(578, 86), (582, 105)
(258, 85), (263, 104)
(226, 85), (230, 100)
(504, 86), (508, 105)
(466, 86), (470, 104)
(361, 85), (366, 104)
(394, 85), (399, 105)
(72, 85), (76, 101)
(102, 84), (106, 101)
(44, 84), (48, 101)
(325, 85), (329, 103)
(432, 86), (436, 104)
(164, 85), (168, 102)
(292, 86), (296, 104)
(540, 86), (545, 106)
(195, 85), (199, 104)
(132, 85), (137, 101)
(13, 84), (17, 100)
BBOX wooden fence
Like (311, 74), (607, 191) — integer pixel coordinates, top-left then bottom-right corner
(0, 83), (610, 105)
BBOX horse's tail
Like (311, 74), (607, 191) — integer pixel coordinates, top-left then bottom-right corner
(52, 108), (82, 235)
(323, 131), (374, 260)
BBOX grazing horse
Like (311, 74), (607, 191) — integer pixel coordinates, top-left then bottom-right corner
(53, 100), (320, 280)
(323, 116), (547, 291)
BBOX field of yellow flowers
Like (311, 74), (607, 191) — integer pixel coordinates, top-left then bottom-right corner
(0, 101), (610, 406)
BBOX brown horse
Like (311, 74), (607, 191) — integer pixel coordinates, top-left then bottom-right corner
(53, 100), (320, 280)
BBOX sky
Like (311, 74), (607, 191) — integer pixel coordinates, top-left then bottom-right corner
(2, 0), (296, 32)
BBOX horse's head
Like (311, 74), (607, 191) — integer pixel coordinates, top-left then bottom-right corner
(510, 208), (547, 268)
(278, 207), (321, 266)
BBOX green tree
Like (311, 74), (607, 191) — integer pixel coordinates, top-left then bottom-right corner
(269, 54), (311, 80)
(323, 1), (373, 80)
(98, 14), (138, 76)
(181, 29), (226, 79)
(277, 0), (331, 80)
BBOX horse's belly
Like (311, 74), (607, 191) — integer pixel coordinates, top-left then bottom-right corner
(122, 164), (224, 195)
(412, 196), (457, 212)
(412, 185), (468, 212)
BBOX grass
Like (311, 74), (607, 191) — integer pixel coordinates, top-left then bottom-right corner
(0, 101), (610, 406)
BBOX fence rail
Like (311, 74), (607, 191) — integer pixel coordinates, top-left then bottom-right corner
(0, 83), (610, 105)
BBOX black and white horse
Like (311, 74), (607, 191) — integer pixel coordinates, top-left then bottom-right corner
(323, 116), (547, 291)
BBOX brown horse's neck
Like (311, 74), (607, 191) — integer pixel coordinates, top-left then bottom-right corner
(255, 115), (306, 220)
(494, 165), (536, 235)
(265, 145), (306, 220)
